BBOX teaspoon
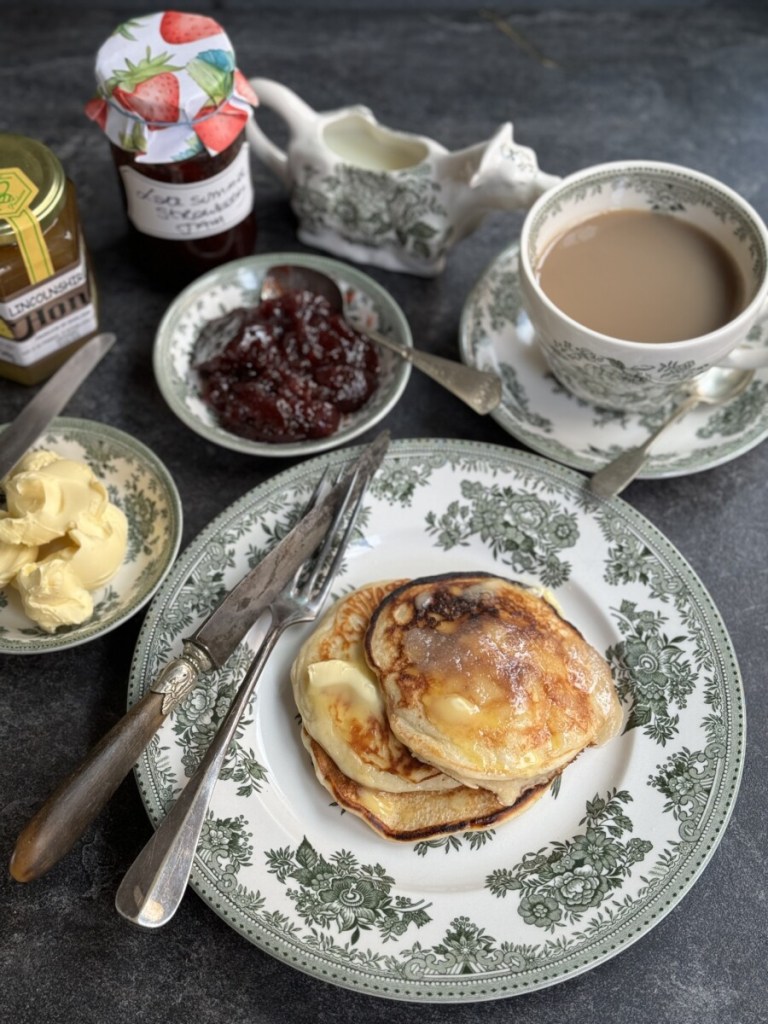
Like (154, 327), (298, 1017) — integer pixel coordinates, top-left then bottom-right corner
(589, 366), (754, 499)
(260, 264), (503, 415)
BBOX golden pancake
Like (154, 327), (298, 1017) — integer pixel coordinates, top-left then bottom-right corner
(291, 579), (462, 794)
(365, 572), (623, 803)
(302, 729), (551, 842)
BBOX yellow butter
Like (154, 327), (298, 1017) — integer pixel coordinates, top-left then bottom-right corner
(306, 658), (386, 718)
(14, 559), (93, 633)
(1, 450), (127, 631)
(1, 453), (108, 546)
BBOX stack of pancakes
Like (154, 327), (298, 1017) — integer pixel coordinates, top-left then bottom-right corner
(291, 572), (623, 842)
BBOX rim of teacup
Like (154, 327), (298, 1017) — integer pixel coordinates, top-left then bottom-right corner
(519, 159), (768, 351)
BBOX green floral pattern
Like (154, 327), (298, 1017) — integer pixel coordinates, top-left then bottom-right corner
(293, 164), (450, 270)
(130, 440), (744, 1001)
(266, 838), (432, 944)
(486, 791), (652, 930)
(521, 167), (767, 411)
(543, 339), (698, 411)
(0, 418), (181, 653)
(425, 478), (578, 588)
(459, 242), (768, 476)
(607, 601), (697, 744)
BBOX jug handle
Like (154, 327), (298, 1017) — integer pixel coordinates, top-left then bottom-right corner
(246, 77), (318, 188)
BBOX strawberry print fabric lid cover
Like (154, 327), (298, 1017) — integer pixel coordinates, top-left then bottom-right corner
(86, 11), (259, 163)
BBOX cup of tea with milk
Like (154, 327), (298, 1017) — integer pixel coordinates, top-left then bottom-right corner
(519, 161), (768, 411)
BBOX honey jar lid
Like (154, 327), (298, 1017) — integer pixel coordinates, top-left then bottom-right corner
(0, 133), (67, 246)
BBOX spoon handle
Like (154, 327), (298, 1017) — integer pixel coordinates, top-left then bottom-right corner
(589, 394), (699, 498)
(367, 328), (502, 415)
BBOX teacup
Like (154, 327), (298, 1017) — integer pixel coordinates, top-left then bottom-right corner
(519, 160), (768, 411)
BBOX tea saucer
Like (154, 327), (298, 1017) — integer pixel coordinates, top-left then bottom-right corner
(459, 242), (768, 478)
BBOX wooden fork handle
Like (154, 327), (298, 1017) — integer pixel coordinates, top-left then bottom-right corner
(9, 690), (166, 883)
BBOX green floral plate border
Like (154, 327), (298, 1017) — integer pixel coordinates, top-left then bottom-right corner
(0, 418), (183, 655)
(128, 439), (744, 1001)
(459, 243), (768, 477)
(152, 251), (412, 459)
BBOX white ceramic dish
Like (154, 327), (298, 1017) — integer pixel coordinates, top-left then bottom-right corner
(0, 418), (182, 655)
(460, 242), (768, 476)
(153, 251), (412, 458)
(129, 439), (743, 1002)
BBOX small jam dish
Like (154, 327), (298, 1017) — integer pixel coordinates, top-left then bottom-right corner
(152, 251), (412, 458)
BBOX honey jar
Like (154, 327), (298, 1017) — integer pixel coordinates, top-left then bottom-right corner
(0, 134), (99, 385)
(86, 11), (259, 286)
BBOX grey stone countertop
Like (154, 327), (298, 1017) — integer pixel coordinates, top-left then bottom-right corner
(1, 6), (766, 1023)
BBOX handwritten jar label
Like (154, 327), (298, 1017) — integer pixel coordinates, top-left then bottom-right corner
(119, 142), (254, 241)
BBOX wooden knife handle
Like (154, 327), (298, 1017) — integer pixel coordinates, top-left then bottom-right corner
(9, 690), (166, 883)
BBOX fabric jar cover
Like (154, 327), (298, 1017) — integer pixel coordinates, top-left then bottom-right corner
(85, 11), (259, 163)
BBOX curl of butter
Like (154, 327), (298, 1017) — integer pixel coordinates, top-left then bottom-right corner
(0, 452), (109, 546)
(57, 504), (128, 589)
(0, 451), (128, 632)
(14, 560), (94, 633)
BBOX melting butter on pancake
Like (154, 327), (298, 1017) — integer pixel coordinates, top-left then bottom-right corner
(302, 729), (551, 842)
(364, 573), (623, 804)
(291, 580), (462, 794)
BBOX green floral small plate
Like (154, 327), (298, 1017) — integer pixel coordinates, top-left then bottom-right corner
(460, 243), (768, 476)
(0, 418), (182, 655)
(129, 439), (743, 1002)
(153, 251), (412, 458)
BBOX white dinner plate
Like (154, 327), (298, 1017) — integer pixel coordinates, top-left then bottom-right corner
(129, 439), (743, 1001)
(0, 418), (182, 655)
(460, 242), (768, 476)
(153, 251), (411, 458)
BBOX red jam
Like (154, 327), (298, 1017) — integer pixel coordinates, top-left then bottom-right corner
(109, 137), (257, 285)
(88, 13), (259, 287)
(194, 289), (380, 442)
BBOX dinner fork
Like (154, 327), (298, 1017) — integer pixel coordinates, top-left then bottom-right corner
(114, 463), (369, 929)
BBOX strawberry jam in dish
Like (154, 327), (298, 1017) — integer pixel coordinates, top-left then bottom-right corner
(194, 290), (381, 443)
(87, 12), (258, 283)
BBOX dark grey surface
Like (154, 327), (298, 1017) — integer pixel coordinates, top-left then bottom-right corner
(2, 6), (767, 1023)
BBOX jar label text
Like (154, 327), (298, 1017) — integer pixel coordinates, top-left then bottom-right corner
(119, 143), (254, 241)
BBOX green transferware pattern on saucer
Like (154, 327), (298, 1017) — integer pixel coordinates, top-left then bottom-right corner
(460, 243), (768, 477)
(0, 418), (182, 655)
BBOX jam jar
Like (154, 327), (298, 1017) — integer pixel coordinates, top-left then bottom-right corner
(86, 11), (259, 285)
(0, 134), (99, 385)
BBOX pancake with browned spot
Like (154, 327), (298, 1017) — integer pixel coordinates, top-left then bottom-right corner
(291, 579), (462, 794)
(301, 729), (551, 842)
(364, 572), (623, 803)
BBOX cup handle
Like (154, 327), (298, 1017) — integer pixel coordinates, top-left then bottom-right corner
(720, 296), (768, 369)
(246, 77), (318, 189)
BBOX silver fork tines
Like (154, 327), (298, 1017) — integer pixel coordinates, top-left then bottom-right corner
(114, 461), (370, 930)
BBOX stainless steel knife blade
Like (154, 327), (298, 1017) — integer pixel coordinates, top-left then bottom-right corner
(0, 332), (115, 479)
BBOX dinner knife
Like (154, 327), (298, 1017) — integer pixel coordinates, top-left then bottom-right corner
(9, 431), (389, 883)
(0, 332), (115, 479)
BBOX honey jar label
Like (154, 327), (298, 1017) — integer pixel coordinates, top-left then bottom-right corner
(118, 141), (253, 240)
(0, 167), (55, 284)
(0, 241), (97, 366)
